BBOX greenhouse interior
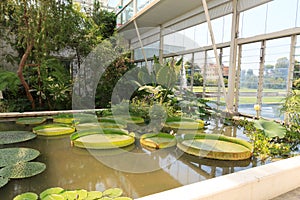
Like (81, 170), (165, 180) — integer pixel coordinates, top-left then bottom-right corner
(0, 0), (300, 200)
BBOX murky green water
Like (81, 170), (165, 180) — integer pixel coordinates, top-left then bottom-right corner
(0, 119), (261, 199)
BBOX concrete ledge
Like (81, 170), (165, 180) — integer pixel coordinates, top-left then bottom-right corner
(136, 156), (300, 200)
(0, 109), (106, 118)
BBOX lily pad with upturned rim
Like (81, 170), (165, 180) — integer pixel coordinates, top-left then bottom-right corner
(71, 128), (135, 149)
(177, 134), (253, 160)
(114, 197), (133, 200)
(0, 176), (9, 188)
(0, 162), (46, 179)
(0, 147), (40, 167)
(42, 194), (64, 200)
(33, 124), (75, 136)
(140, 133), (176, 149)
(39, 187), (64, 199)
(0, 131), (37, 145)
(16, 117), (46, 125)
(13, 192), (38, 200)
(85, 191), (103, 200)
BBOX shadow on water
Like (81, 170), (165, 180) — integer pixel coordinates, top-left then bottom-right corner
(0, 120), (261, 199)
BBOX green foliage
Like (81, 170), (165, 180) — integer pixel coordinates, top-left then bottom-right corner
(96, 54), (135, 108)
(0, 71), (20, 93)
(237, 119), (291, 160)
(187, 72), (203, 86)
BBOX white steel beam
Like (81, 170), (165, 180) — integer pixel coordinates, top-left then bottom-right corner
(202, 0), (229, 111)
(227, 0), (239, 113)
(133, 20), (149, 71)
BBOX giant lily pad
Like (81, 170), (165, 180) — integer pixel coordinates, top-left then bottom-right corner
(253, 119), (286, 138)
(103, 115), (144, 124)
(42, 194), (64, 200)
(71, 128), (135, 149)
(76, 122), (126, 131)
(33, 124), (75, 136)
(164, 117), (204, 130)
(114, 197), (133, 200)
(0, 162), (46, 179)
(52, 113), (74, 124)
(13, 192), (38, 200)
(177, 134), (253, 160)
(0, 148), (40, 167)
(140, 133), (176, 149)
(0, 176), (9, 188)
(16, 117), (46, 125)
(0, 131), (36, 145)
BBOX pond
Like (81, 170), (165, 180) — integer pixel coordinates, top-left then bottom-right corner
(0, 118), (265, 199)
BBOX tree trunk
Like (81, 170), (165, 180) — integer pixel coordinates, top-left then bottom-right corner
(17, 41), (35, 109)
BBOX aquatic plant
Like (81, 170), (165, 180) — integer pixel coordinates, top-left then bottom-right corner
(0, 131), (36, 145)
(13, 187), (133, 200)
(16, 117), (47, 125)
(33, 124), (75, 136)
(140, 133), (176, 149)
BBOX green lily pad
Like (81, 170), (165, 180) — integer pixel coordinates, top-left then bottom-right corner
(40, 187), (64, 199)
(140, 133), (176, 149)
(33, 124), (75, 136)
(253, 119), (286, 138)
(16, 117), (46, 125)
(103, 115), (144, 124)
(52, 114), (74, 124)
(0, 176), (9, 188)
(0, 131), (36, 145)
(71, 128), (135, 149)
(177, 134), (253, 160)
(103, 188), (123, 198)
(42, 194), (64, 200)
(75, 122), (126, 131)
(0, 162), (46, 179)
(0, 148), (40, 167)
(164, 120), (204, 130)
(85, 191), (103, 200)
(13, 192), (38, 200)
(60, 189), (88, 200)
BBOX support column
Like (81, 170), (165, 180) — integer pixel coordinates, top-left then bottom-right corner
(234, 44), (242, 113)
(133, 20), (149, 72)
(202, 0), (228, 111)
(190, 53), (195, 92)
(159, 25), (164, 63)
(257, 40), (266, 117)
(285, 35), (297, 122)
(227, 0), (239, 114)
(203, 51), (207, 99)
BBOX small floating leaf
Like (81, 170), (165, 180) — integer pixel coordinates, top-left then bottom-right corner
(0, 148), (40, 167)
(42, 194), (64, 200)
(16, 117), (46, 125)
(0, 162), (46, 179)
(85, 191), (103, 200)
(33, 124), (75, 136)
(103, 188), (123, 198)
(0, 131), (36, 145)
(253, 119), (286, 138)
(40, 187), (64, 199)
(60, 191), (77, 199)
(0, 176), (9, 188)
(13, 192), (38, 200)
